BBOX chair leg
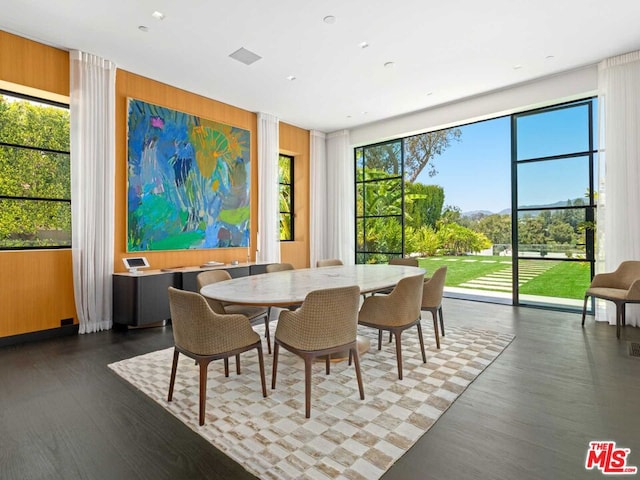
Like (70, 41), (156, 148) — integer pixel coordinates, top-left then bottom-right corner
(236, 354), (241, 375)
(581, 295), (589, 326)
(377, 330), (382, 350)
(431, 310), (440, 349)
(198, 360), (209, 426)
(351, 347), (365, 400)
(394, 330), (403, 380)
(256, 344), (267, 397)
(438, 306), (445, 337)
(416, 321), (427, 363)
(617, 304), (622, 339)
(389, 331), (393, 343)
(304, 357), (313, 418)
(168, 348), (179, 402)
(271, 343), (280, 389)
(264, 315), (271, 354)
(224, 357), (229, 377)
(325, 356), (330, 375)
(621, 302), (626, 326)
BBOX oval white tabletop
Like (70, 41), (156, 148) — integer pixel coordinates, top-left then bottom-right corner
(200, 264), (426, 306)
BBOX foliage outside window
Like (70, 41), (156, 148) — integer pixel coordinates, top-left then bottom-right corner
(278, 154), (293, 241)
(0, 92), (71, 249)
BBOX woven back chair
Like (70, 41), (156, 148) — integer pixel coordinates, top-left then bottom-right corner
(197, 270), (272, 353)
(581, 260), (640, 338)
(167, 287), (267, 425)
(272, 285), (364, 418)
(374, 257), (420, 295)
(358, 273), (425, 380)
(421, 266), (447, 349)
(389, 257), (419, 267)
(265, 263), (295, 273)
(316, 258), (343, 267)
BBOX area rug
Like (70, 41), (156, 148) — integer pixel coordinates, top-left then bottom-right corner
(109, 322), (513, 480)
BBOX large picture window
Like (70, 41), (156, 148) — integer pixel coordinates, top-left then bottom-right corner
(355, 98), (597, 311)
(0, 91), (71, 249)
(278, 153), (294, 241)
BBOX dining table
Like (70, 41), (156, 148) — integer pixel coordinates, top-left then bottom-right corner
(200, 263), (426, 362)
(199, 263), (426, 307)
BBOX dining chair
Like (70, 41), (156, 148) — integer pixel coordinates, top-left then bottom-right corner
(197, 270), (272, 353)
(375, 257), (420, 295)
(581, 260), (640, 338)
(358, 273), (425, 380)
(316, 258), (343, 267)
(167, 287), (267, 426)
(265, 263), (295, 273)
(271, 285), (364, 418)
(389, 257), (419, 267)
(421, 266), (447, 349)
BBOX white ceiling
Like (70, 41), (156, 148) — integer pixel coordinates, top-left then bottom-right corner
(1, 0), (639, 133)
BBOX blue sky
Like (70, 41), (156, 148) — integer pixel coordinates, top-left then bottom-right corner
(414, 101), (596, 214)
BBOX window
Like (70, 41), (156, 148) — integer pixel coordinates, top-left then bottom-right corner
(355, 140), (404, 263)
(278, 153), (294, 241)
(0, 91), (71, 249)
(355, 97), (597, 311)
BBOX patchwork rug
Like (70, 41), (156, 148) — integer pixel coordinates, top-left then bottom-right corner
(109, 322), (513, 480)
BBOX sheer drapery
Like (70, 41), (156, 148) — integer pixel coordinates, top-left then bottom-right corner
(596, 50), (640, 327)
(257, 112), (281, 264)
(310, 130), (328, 267)
(326, 130), (355, 265)
(70, 50), (116, 334)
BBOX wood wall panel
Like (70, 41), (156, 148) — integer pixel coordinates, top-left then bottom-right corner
(279, 122), (310, 268)
(0, 30), (69, 97)
(114, 70), (261, 272)
(0, 30), (76, 337)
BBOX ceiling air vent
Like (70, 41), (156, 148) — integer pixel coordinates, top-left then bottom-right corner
(228, 47), (262, 66)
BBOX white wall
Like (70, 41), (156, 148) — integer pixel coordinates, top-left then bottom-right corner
(348, 65), (598, 147)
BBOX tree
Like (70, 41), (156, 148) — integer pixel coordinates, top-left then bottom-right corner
(404, 182), (444, 229)
(404, 128), (462, 182)
(476, 214), (511, 244)
(436, 222), (491, 255)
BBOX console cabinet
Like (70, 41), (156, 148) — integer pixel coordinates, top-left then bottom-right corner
(113, 263), (269, 327)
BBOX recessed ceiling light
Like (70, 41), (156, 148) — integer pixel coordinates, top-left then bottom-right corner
(151, 11), (165, 20)
(359, 41), (369, 49)
(138, 25), (149, 32)
(323, 15), (336, 24)
(426, 92), (433, 96)
(513, 64), (523, 70)
(545, 55), (555, 60)
(361, 111), (368, 115)
(384, 61), (395, 69)
(286, 75), (296, 81)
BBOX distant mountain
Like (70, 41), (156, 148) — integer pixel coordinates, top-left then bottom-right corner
(462, 198), (583, 218)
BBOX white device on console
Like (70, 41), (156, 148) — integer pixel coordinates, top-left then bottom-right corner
(122, 257), (150, 275)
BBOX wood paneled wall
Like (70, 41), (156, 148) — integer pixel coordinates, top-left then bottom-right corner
(280, 122), (310, 268)
(114, 71), (311, 272)
(0, 31), (76, 337)
(0, 30), (311, 339)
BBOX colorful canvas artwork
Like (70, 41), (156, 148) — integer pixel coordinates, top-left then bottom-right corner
(126, 99), (250, 251)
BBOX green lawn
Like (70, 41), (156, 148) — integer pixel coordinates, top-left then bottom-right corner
(415, 255), (590, 300)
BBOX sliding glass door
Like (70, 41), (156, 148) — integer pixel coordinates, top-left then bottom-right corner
(512, 100), (597, 309)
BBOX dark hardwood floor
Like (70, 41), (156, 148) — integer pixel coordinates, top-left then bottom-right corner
(1, 299), (639, 479)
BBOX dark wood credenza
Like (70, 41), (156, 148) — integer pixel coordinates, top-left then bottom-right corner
(113, 263), (269, 328)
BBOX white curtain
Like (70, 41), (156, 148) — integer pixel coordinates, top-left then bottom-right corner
(310, 130), (328, 267)
(326, 130), (355, 265)
(596, 50), (640, 327)
(257, 112), (281, 263)
(70, 50), (116, 334)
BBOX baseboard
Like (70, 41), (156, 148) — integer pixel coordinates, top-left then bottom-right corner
(0, 323), (79, 348)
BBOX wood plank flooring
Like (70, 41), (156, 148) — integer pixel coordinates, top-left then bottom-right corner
(1, 299), (639, 480)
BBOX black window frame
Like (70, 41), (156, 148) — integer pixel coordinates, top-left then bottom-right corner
(278, 153), (294, 241)
(0, 89), (71, 250)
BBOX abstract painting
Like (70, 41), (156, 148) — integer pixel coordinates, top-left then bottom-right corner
(126, 99), (250, 251)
